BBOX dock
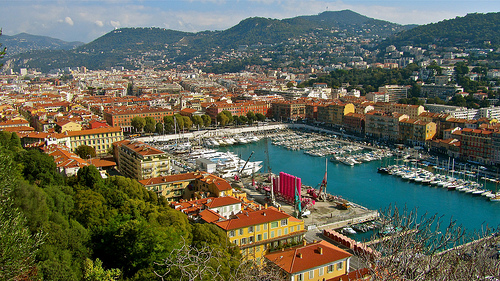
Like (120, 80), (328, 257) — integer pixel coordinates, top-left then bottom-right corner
(236, 173), (379, 231)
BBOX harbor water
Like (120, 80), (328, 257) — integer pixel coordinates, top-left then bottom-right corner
(220, 139), (500, 237)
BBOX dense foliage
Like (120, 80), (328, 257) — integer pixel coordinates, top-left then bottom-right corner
(383, 12), (500, 49)
(3, 10), (410, 72)
(0, 131), (240, 280)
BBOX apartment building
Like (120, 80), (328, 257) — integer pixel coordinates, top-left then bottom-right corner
(214, 206), (306, 264)
(383, 103), (425, 119)
(66, 126), (124, 155)
(204, 100), (269, 121)
(452, 128), (494, 165)
(378, 85), (409, 102)
(417, 112), (451, 139)
(114, 140), (171, 180)
(365, 111), (408, 141)
(265, 240), (352, 281)
(316, 101), (355, 125)
(271, 101), (306, 121)
(342, 112), (365, 134)
(103, 107), (174, 132)
(399, 118), (436, 146)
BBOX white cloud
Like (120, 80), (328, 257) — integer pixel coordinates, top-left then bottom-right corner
(95, 20), (104, 27)
(110, 20), (121, 28)
(65, 16), (74, 26)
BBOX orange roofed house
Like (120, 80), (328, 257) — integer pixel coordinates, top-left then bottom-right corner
(214, 206), (306, 264)
(265, 240), (352, 281)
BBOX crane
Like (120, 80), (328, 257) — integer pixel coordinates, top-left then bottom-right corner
(239, 151), (255, 174)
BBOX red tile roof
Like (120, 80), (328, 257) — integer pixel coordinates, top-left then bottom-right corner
(265, 240), (352, 274)
(214, 207), (290, 230)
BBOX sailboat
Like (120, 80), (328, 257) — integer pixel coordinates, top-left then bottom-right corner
(490, 168), (500, 202)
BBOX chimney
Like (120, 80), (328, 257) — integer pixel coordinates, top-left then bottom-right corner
(297, 252), (302, 258)
(265, 203), (268, 209)
(318, 247), (323, 255)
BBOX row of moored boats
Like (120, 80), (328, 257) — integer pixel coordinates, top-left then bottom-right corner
(378, 165), (500, 201)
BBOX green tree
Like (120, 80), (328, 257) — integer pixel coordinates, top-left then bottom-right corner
(0, 149), (44, 280)
(75, 145), (96, 159)
(182, 116), (193, 131)
(217, 113), (229, 127)
(222, 110), (233, 124)
(83, 258), (121, 281)
(191, 115), (203, 128)
(163, 116), (175, 133)
(155, 122), (164, 134)
(144, 117), (156, 134)
(77, 166), (102, 189)
(255, 113), (266, 122)
(17, 149), (63, 186)
(131, 116), (145, 133)
(246, 111), (256, 124)
(201, 114), (212, 127)
(174, 114), (184, 131)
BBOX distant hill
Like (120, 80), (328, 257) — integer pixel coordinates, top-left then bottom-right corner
(0, 33), (83, 57)
(2, 10), (414, 72)
(382, 12), (500, 48)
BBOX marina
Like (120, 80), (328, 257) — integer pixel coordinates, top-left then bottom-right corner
(215, 132), (500, 239)
(152, 128), (500, 241)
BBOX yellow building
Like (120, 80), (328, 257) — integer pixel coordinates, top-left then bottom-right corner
(55, 121), (82, 133)
(399, 118), (436, 145)
(114, 140), (170, 180)
(66, 126), (124, 155)
(214, 206), (306, 264)
(383, 103), (425, 119)
(265, 240), (352, 281)
(317, 101), (355, 125)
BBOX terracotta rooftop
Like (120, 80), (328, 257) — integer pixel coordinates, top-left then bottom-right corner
(265, 240), (352, 274)
(214, 207), (291, 230)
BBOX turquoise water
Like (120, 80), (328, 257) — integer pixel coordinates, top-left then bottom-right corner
(221, 139), (500, 235)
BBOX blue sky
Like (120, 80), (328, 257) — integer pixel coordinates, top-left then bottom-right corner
(2, 0), (499, 43)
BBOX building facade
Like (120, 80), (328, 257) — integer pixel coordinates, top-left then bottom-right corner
(365, 111), (408, 141)
(214, 206), (306, 264)
(114, 140), (171, 180)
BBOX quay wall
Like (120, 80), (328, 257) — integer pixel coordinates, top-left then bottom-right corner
(316, 210), (380, 230)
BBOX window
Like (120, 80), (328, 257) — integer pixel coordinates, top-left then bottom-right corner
(290, 226), (294, 233)
(270, 231), (275, 238)
(264, 224), (268, 230)
(297, 225), (301, 231)
(278, 229), (282, 236)
(256, 225), (260, 232)
(239, 229), (244, 235)
(319, 267), (324, 276)
(281, 219), (288, 226)
(296, 273), (303, 281)
(327, 264), (334, 273)
(248, 226), (254, 233)
(257, 234), (262, 241)
(284, 228), (288, 235)
(337, 262), (343, 271)
(308, 270), (314, 279)
(264, 233), (268, 240)
(241, 238), (247, 245)
(249, 236), (254, 244)
(271, 221), (278, 228)
(229, 230), (235, 237)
